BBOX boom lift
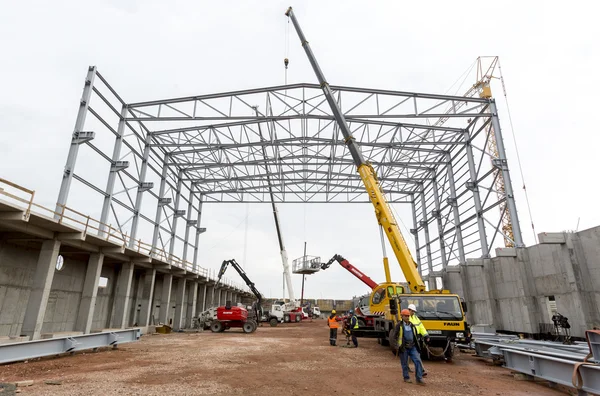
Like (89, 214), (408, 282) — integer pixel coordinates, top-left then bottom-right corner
(200, 259), (280, 331)
(314, 254), (404, 327)
(285, 7), (469, 359)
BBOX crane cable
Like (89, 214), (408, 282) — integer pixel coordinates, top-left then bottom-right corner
(497, 59), (538, 244)
(284, 17), (290, 86)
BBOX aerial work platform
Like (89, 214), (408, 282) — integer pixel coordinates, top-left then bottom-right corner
(292, 255), (321, 275)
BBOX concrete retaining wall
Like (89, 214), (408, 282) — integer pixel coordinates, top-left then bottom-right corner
(443, 226), (600, 337)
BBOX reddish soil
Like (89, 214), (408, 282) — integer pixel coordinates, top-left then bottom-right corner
(0, 320), (573, 395)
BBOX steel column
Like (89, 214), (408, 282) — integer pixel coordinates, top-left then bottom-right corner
(419, 190), (434, 275)
(99, 105), (129, 235)
(168, 170), (184, 261)
(489, 100), (524, 247)
(55, 66), (97, 218)
(192, 194), (204, 272)
(464, 131), (490, 257)
(446, 154), (466, 263)
(431, 178), (448, 269)
(129, 131), (153, 247)
(410, 199), (422, 276)
(152, 153), (169, 255)
(182, 186), (194, 262)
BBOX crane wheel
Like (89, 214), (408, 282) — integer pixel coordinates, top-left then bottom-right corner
(284, 315), (290, 323)
(269, 318), (278, 327)
(358, 318), (367, 327)
(210, 321), (224, 333)
(295, 315), (301, 323)
(243, 321), (255, 333)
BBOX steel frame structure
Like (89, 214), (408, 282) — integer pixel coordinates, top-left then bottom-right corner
(56, 66), (523, 276)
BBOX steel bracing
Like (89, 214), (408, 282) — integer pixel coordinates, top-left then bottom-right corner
(56, 66), (524, 278)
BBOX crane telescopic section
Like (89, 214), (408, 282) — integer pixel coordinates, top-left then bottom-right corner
(285, 7), (425, 292)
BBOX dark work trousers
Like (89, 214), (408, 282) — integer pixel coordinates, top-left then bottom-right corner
(329, 328), (337, 346)
(350, 330), (358, 347)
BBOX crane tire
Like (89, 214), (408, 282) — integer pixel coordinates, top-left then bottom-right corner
(284, 315), (290, 323)
(295, 315), (301, 323)
(269, 318), (278, 327)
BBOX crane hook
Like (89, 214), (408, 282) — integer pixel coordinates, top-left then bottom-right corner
(284, 58), (289, 69)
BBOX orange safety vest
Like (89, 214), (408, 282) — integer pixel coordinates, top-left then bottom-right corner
(328, 316), (339, 329)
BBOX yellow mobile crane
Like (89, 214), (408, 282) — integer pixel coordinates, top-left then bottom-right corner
(285, 7), (468, 360)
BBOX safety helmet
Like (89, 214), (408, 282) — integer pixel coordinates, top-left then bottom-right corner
(408, 304), (417, 312)
(401, 309), (411, 316)
(331, 309), (336, 314)
(348, 310), (354, 315)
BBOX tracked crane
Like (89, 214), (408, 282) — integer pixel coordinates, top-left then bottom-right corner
(285, 7), (469, 359)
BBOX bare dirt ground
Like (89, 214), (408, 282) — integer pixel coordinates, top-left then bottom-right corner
(0, 320), (573, 396)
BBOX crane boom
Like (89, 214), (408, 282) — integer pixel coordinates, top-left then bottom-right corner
(216, 259), (264, 312)
(253, 106), (295, 302)
(285, 7), (426, 292)
(317, 254), (379, 290)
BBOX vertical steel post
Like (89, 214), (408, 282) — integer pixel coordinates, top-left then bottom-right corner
(192, 194), (204, 273)
(489, 100), (524, 247)
(464, 130), (490, 257)
(410, 198), (422, 276)
(431, 177), (448, 269)
(152, 153), (169, 256)
(168, 170), (184, 261)
(182, 185), (194, 264)
(446, 153), (466, 264)
(99, 105), (128, 235)
(419, 190), (434, 275)
(129, 132), (153, 248)
(55, 66), (97, 218)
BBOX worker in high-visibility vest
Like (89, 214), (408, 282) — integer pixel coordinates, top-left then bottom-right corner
(327, 310), (339, 346)
(408, 303), (428, 377)
(392, 309), (430, 384)
(347, 309), (359, 348)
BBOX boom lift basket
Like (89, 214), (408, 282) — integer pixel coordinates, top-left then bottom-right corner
(292, 255), (321, 274)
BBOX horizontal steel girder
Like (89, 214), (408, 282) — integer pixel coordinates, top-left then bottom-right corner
(502, 348), (600, 394)
(0, 329), (141, 364)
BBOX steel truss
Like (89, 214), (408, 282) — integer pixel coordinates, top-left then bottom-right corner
(56, 66), (523, 275)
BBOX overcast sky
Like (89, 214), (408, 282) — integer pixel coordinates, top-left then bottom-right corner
(1, 0), (598, 300)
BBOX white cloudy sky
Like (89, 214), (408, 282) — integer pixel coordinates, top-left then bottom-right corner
(1, 0), (598, 300)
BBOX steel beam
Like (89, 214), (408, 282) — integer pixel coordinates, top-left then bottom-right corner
(502, 348), (600, 395)
(0, 329), (141, 365)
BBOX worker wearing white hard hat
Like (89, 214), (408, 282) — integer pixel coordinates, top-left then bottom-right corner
(406, 303), (429, 377)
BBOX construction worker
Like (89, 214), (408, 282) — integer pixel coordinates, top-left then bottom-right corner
(392, 309), (430, 384)
(408, 303), (428, 376)
(347, 309), (359, 348)
(327, 310), (339, 346)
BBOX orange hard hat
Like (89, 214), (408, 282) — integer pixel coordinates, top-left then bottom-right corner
(401, 309), (411, 316)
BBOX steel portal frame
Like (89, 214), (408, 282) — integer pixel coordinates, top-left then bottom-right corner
(55, 66), (523, 277)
